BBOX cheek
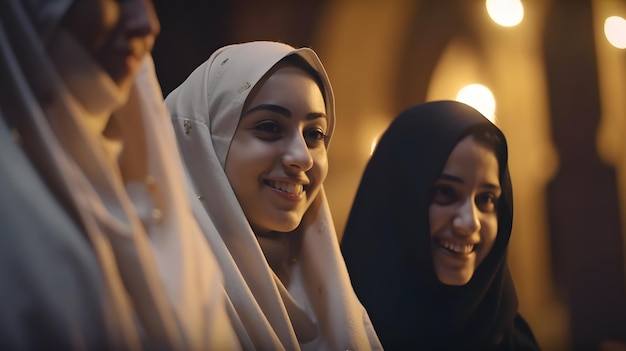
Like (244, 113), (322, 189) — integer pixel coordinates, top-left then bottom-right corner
(64, 1), (120, 52)
(311, 148), (328, 181)
(480, 216), (499, 254)
(428, 205), (447, 236)
(224, 137), (275, 189)
(224, 143), (251, 187)
(99, 1), (121, 31)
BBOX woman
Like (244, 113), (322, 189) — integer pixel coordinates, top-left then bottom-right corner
(165, 41), (381, 350)
(341, 100), (540, 350)
(0, 0), (238, 349)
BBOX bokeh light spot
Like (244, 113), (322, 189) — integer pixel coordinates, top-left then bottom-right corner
(486, 0), (524, 27)
(604, 16), (626, 49)
(456, 84), (497, 123)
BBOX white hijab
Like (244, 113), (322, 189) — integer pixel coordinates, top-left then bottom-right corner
(0, 0), (239, 349)
(165, 41), (382, 351)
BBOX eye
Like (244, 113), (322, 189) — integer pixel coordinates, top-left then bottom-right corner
(475, 192), (499, 213)
(431, 184), (457, 206)
(253, 121), (283, 141)
(303, 128), (328, 146)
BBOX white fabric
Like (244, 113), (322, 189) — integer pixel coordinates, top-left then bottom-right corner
(165, 41), (382, 351)
(0, 0), (239, 349)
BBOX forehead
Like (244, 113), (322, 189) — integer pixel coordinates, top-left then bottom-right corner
(441, 135), (500, 184)
(244, 65), (326, 110)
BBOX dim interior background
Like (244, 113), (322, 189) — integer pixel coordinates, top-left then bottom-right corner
(151, 0), (626, 350)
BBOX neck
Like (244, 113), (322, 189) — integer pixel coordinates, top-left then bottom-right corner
(256, 231), (303, 286)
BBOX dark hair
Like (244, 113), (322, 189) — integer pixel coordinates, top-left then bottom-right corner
(427, 126), (505, 210)
(465, 125), (506, 175)
(467, 126), (503, 154)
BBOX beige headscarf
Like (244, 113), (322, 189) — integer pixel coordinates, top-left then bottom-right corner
(0, 0), (239, 349)
(165, 41), (382, 351)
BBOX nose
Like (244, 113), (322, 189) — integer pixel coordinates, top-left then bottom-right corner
(452, 198), (481, 236)
(122, 0), (161, 40)
(282, 134), (314, 171)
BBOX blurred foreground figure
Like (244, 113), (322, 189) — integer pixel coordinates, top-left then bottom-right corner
(0, 0), (239, 349)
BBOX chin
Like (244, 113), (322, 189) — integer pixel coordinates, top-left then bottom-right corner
(116, 75), (136, 94)
(275, 215), (305, 233)
(437, 274), (472, 286)
(274, 220), (301, 233)
(255, 215), (301, 234)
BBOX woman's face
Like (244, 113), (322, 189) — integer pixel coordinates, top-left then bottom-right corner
(62, 0), (160, 91)
(428, 134), (501, 286)
(225, 64), (328, 236)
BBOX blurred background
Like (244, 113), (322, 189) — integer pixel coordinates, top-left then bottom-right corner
(151, 0), (626, 349)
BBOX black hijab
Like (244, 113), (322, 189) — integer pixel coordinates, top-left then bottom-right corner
(341, 100), (540, 350)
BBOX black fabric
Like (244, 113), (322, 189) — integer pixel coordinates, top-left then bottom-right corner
(341, 100), (540, 350)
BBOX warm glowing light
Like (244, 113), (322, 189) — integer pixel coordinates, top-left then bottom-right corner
(370, 135), (380, 155)
(604, 16), (626, 49)
(456, 84), (496, 123)
(486, 0), (524, 27)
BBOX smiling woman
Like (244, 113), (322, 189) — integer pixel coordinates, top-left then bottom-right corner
(165, 41), (382, 350)
(428, 130), (503, 287)
(227, 61), (329, 239)
(341, 100), (541, 350)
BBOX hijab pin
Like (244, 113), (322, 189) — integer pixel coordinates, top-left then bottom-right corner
(239, 81), (251, 93)
(183, 119), (192, 135)
(151, 208), (163, 222)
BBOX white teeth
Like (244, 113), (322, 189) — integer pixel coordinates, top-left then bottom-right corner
(271, 181), (303, 194)
(441, 240), (474, 254)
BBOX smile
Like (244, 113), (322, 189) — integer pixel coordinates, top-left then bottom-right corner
(266, 180), (305, 195)
(438, 239), (475, 255)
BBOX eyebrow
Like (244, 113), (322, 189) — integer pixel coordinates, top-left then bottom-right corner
(243, 103), (326, 120)
(437, 173), (502, 192)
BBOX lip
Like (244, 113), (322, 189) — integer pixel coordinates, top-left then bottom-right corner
(434, 238), (477, 260)
(121, 46), (146, 65)
(270, 187), (303, 201)
(124, 53), (142, 74)
(98, 50), (142, 82)
(264, 178), (309, 202)
(101, 40), (149, 74)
